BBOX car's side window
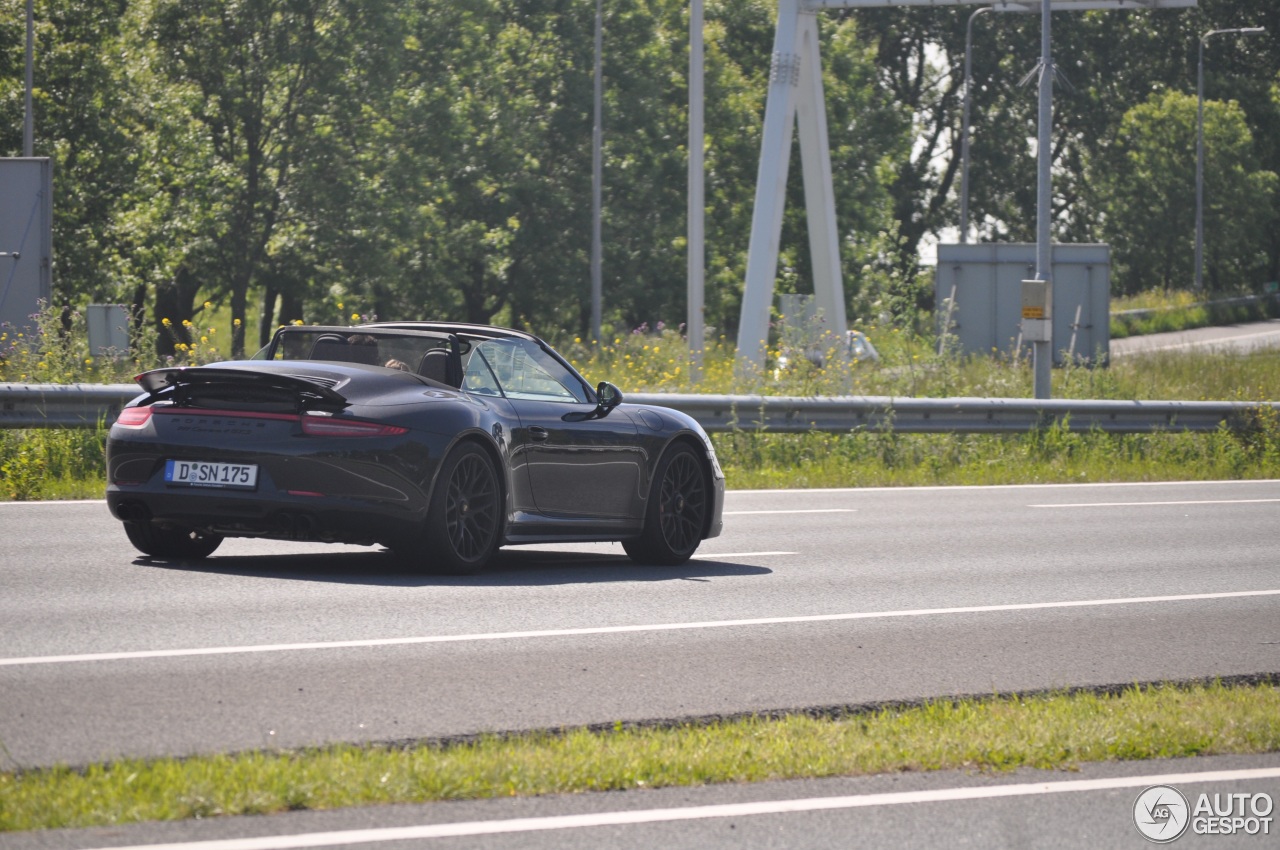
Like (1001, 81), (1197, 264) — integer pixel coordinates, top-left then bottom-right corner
(467, 339), (587, 403)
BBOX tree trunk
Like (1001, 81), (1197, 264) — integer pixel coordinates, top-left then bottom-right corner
(259, 286), (278, 349)
(230, 281), (249, 359)
(130, 283), (147, 357)
(280, 291), (304, 326)
(154, 268), (200, 357)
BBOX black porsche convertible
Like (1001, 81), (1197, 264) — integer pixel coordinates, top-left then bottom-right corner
(106, 322), (724, 573)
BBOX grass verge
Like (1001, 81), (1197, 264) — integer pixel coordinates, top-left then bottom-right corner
(1110, 291), (1280, 339)
(10, 422), (1280, 501)
(713, 416), (1280, 489)
(2, 678), (1277, 832)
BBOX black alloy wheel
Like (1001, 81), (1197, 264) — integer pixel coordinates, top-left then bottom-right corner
(423, 442), (501, 574)
(623, 443), (707, 565)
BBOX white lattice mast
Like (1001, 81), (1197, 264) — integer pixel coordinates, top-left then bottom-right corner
(732, 0), (1196, 376)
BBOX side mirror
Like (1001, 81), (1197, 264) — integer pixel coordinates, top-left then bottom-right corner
(595, 381), (623, 418)
(562, 382), (624, 422)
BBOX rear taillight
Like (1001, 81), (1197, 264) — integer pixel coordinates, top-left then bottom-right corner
(300, 416), (408, 438)
(114, 407), (154, 428)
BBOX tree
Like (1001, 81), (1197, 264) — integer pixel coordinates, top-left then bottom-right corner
(1094, 90), (1276, 293)
(0, 0), (139, 306)
(147, 0), (372, 356)
(854, 8), (965, 282)
(955, 0), (1280, 285)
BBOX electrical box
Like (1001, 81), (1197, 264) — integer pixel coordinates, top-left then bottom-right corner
(1021, 279), (1051, 320)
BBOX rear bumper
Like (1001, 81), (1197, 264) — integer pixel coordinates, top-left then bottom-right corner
(106, 485), (427, 546)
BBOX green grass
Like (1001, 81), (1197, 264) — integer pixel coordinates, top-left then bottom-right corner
(2, 679), (1276, 832)
(713, 422), (1280, 489)
(1110, 290), (1280, 339)
(563, 330), (1280, 401)
(0, 426), (107, 501)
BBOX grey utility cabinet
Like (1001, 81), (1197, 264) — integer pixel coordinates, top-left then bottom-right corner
(0, 158), (53, 335)
(934, 243), (1110, 365)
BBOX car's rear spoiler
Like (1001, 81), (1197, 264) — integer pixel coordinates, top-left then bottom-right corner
(135, 367), (349, 410)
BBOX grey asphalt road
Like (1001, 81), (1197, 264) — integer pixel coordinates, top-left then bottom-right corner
(1111, 318), (1280, 357)
(2, 480), (1278, 773)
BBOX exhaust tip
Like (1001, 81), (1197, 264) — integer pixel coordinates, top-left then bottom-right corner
(272, 512), (316, 540)
(117, 501), (150, 523)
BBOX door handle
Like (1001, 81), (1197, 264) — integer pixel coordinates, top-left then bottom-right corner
(529, 426), (549, 441)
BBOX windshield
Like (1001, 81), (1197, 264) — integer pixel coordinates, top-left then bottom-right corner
(465, 338), (590, 403)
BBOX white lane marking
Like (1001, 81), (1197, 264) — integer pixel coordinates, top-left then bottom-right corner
(728, 479), (1280, 495)
(724, 509), (855, 515)
(3, 588), (1278, 669)
(0, 498), (106, 506)
(79, 766), (1280, 850)
(692, 551), (796, 559)
(1030, 498), (1280, 508)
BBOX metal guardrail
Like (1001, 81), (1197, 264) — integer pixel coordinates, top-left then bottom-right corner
(1, 383), (140, 429)
(629, 394), (1277, 434)
(3, 382), (1276, 434)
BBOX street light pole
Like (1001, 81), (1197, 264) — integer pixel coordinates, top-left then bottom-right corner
(687, 0), (705, 380)
(24, 0), (33, 157)
(591, 0), (604, 345)
(1026, 0), (1054, 401)
(1195, 26), (1264, 293)
(959, 6), (990, 244)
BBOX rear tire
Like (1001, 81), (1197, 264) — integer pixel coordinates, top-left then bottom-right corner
(123, 522), (223, 560)
(623, 443), (707, 565)
(420, 442), (501, 575)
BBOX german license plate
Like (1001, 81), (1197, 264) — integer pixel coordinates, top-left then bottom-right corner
(164, 460), (258, 490)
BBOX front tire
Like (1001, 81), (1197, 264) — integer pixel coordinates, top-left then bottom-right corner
(623, 443), (708, 565)
(123, 522), (223, 560)
(420, 442), (501, 575)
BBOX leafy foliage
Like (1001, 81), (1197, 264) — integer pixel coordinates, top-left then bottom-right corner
(1095, 91), (1276, 293)
(1, 0), (1279, 349)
